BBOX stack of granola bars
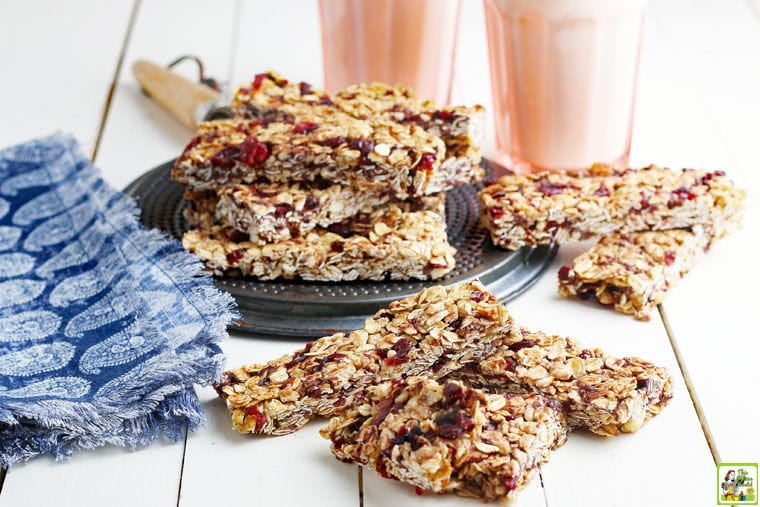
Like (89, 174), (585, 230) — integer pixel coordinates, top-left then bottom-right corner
(215, 280), (673, 502)
(172, 72), (486, 281)
(478, 164), (747, 319)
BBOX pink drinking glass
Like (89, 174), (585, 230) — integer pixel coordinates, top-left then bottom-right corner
(319, 0), (462, 105)
(483, 0), (647, 173)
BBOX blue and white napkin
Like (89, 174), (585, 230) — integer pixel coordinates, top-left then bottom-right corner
(0, 133), (236, 467)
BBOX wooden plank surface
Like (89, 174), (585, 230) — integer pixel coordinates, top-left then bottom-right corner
(0, 0), (134, 155)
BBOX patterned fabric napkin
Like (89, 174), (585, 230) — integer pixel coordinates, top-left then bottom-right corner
(0, 133), (236, 467)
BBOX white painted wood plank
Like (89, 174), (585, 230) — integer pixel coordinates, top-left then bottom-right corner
(0, 0), (133, 154)
(508, 242), (716, 506)
(178, 337), (358, 507)
(1, 2), (237, 507)
(95, 0), (239, 190)
(634, 0), (760, 462)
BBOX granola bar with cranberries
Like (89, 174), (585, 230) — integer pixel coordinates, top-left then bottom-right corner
(231, 72), (486, 146)
(557, 226), (712, 320)
(447, 328), (673, 436)
(480, 164), (745, 250)
(171, 114), (451, 197)
(214, 184), (446, 244)
(214, 281), (513, 435)
(320, 377), (567, 502)
(182, 204), (456, 281)
(183, 182), (445, 244)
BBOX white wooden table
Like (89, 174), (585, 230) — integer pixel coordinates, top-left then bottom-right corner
(1, 1), (759, 505)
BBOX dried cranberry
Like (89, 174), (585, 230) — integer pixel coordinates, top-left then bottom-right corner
(252, 73), (267, 90)
(324, 352), (347, 362)
(245, 405), (267, 432)
(274, 203), (293, 217)
(443, 382), (466, 406)
(558, 266), (573, 281)
(471, 290), (486, 302)
(664, 251), (676, 266)
(433, 110), (455, 121)
(226, 229), (248, 242)
(385, 338), (412, 366)
(418, 153), (436, 171)
(578, 383), (603, 402)
(374, 398), (394, 426)
(544, 220), (561, 231)
(183, 137), (200, 152)
(319, 95), (334, 105)
(327, 222), (353, 238)
(498, 475), (519, 492)
(347, 415), (369, 434)
(537, 179), (569, 196)
(595, 183), (611, 197)
(435, 410), (474, 439)
(488, 206), (505, 219)
(304, 194), (319, 210)
(322, 136), (347, 148)
(415, 487), (424, 496)
(579, 349), (592, 359)
(636, 378), (654, 393)
(510, 339), (536, 351)
(239, 136), (269, 166)
(639, 194), (650, 209)
(348, 139), (375, 156)
(226, 248), (246, 265)
(329, 241), (344, 253)
(210, 146), (240, 168)
(299, 81), (313, 96)
(484, 177), (498, 186)
(293, 121), (319, 134)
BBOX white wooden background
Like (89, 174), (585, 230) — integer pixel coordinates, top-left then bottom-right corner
(1, 1), (759, 505)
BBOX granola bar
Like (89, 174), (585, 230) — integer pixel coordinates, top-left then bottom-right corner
(320, 377), (567, 502)
(215, 281), (513, 435)
(557, 226), (711, 320)
(214, 183), (446, 244)
(480, 164), (746, 250)
(172, 115), (446, 196)
(447, 328), (673, 436)
(231, 72), (485, 145)
(182, 204), (456, 281)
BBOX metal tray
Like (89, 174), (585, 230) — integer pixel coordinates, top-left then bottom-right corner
(124, 160), (557, 336)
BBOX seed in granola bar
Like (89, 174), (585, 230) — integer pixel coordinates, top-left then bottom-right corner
(293, 121), (319, 135)
(239, 136), (270, 166)
(210, 146), (240, 169)
(434, 409), (474, 439)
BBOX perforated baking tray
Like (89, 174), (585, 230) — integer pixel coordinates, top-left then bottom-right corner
(124, 160), (557, 336)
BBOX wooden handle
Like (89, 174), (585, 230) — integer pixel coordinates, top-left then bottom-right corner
(133, 59), (220, 129)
